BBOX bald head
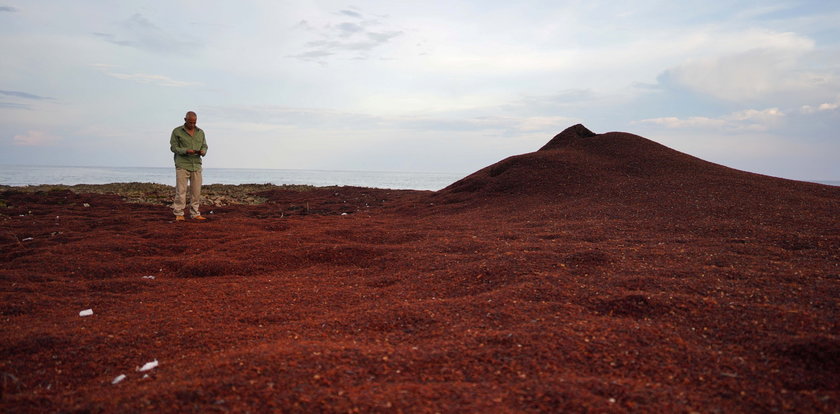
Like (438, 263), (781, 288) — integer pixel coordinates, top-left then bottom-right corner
(184, 111), (197, 130)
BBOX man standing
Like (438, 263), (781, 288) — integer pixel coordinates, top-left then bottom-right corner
(170, 111), (208, 221)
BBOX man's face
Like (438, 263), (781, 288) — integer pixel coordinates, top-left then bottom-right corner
(184, 115), (197, 129)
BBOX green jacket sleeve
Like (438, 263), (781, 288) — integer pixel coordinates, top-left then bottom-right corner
(170, 129), (187, 155)
(200, 133), (208, 154)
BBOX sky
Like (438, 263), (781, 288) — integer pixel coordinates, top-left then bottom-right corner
(1, 1), (839, 181)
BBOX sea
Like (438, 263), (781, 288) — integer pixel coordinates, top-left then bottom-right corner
(0, 165), (468, 191)
(1, 165), (837, 191)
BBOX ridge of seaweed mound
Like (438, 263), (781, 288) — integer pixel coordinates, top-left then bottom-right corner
(439, 124), (711, 199)
(538, 124), (598, 151)
(430, 124), (836, 217)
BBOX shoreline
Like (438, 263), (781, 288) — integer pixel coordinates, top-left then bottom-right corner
(0, 165), (465, 191)
(0, 182), (374, 206)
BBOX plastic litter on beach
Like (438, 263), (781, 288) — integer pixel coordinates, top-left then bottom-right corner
(79, 309), (93, 317)
(111, 374), (126, 384)
(22, 237), (33, 241)
(138, 360), (158, 372)
(141, 275), (156, 280)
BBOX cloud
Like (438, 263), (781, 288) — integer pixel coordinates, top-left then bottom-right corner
(635, 116), (727, 129)
(93, 13), (200, 55)
(800, 101), (840, 113)
(366, 30), (401, 43)
(0, 102), (29, 109)
(202, 105), (384, 133)
(106, 73), (200, 87)
(295, 20), (315, 31)
(657, 30), (838, 103)
(635, 107), (785, 131)
(339, 9), (363, 19)
(92, 32), (127, 46)
(289, 8), (403, 63)
(91, 64), (200, 87)
(726, 108), (785, 123)
(12, 130), (61, 146)
(301, 31), (402, 52)
(506, 89), (604, 113)
(0, 90), (53, 100)
(0, 6), (18, 12)
(337, 22), (364, 37)
(637, 98), (838, 133)
(202, 104), (577, 143)
(288, 49), (334, 60)
(0, 90), (54, 110)
(517, 116), (580, 132)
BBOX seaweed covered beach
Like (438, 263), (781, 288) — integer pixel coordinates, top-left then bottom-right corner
(2, 126), (838, 412)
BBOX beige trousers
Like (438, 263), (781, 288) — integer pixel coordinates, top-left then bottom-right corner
(173, 168), (202, 217)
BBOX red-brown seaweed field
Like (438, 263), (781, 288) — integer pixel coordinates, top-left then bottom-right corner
(2, 125), (839, 412)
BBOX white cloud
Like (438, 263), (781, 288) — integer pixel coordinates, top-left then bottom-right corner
(726, 108), (785, 123)
(288, 7), (403, 63)
(0, 89), (54, 110)
(517, 116), (580, 132)
(12, 130), (61, 146)
(659, 30), (839, 102)
(0, 90), (52, 100)
(92, 13), (201, 55)
(91, 64), (200, 87)
(635, 116), (727, 129)
(203, 104), (576, 137)
(106, 72), (200, 87)
(800, 101), (840, 113)
(635, 107), (784, 131)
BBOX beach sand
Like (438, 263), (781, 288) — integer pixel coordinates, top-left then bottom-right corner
(2, 125), (838, 412)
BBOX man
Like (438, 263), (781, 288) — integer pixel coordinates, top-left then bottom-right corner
(170, 111), (208, 221)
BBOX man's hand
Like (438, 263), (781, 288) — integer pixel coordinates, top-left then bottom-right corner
(186, 149), (196, 155)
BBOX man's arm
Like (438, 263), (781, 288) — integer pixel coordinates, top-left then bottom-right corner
(199, 131), (208, 156)
(170, 129), (188, 155)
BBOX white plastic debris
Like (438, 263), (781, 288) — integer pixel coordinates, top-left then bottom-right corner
(141, 275), (156, 280)
(112, 374), (126, 384)
(83, 203), (90, 207)
(22, 237), (33, 241)
(138, 360), (158, 372)
(79, 309), (93, 317)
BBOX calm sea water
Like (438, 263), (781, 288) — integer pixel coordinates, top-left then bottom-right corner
(1, 165), (837, 190)
(0, 165), (466, 191)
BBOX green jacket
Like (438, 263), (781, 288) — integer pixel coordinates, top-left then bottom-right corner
(170, 125), (208, 171)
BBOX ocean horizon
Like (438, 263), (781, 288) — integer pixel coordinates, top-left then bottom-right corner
(1, 164), (837, 191)
(0, 164), (468, 191)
